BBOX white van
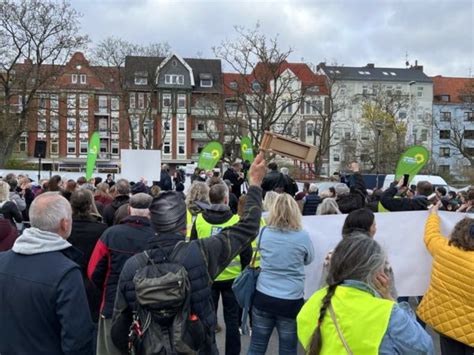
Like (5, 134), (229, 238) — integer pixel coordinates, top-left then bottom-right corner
(382, 174), (449, 191)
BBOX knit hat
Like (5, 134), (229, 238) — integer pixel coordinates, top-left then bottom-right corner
(149, 191), (186, 233)
(129, 193), (153, 209)
(335, 183), (350, 196)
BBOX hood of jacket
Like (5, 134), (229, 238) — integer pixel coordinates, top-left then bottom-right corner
(111, 194), (130, 209)
(12, 227), (72, 255)
(202, 204), (234, 224)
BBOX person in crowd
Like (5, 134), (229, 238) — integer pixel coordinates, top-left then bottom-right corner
(77, 176), (87, 188)
(297, 235), (433, 354)
(381, 179), (433, 211)
(17, 175), (35, 220)
(106, 174), (115, 188)
(191, 182), (251, 355)
(158, 164), (173, 191)
(68, 189), (108, 329)
(190, 167), (200, 183)
(440, 198), (459, 212)
(367, 188), (383, 212)
(185, 181), (210, 238)
(4, 174), (26, 212)
(88, 193), (155, 354)
(94, 176), (103, 187)
(417, 204), (474, 354)
(0, 192), (94, 354)
(110, 153), (266, 354)
(195, 168), (208, 182)
(149, 184), (161, 198)
(95, 182), (113, 206)
(223, 161), (245, 199)
(447, 190), (458, 202)
(302, 183), (322, 216)
(262, 190), (279, 220)
(61, 179), (77, 201)
(334, 164), (367, 214)
(342, 208), (377, 237)
(0, 181), (23, 226)
(102, 179), (130, 226)
(435, 186), (447, 199)
(316, 198), (341, 215)
(280, 167), (298, 197)
(46, 175), (63, 192)
(222, 179), (239, 214)
(248, 193), (314, 354)
(457, 188), (474, 213)
(261, 162), (286, 196)
(295, 182), (310, 201)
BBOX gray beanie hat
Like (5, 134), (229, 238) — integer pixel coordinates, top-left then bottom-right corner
(149, 191), (186, 233)
(335, 183), (350, 196)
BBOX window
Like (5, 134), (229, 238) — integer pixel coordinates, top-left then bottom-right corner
(98, 96), (107, 112)
(79, 94), (88, 109)
(111, 119), (119, 133)
(282, 100), (292, 114)
(80, 141), (88, 155)
(111, 97), (119, 111)
(67, 139), (76, 154)
(98, 118), (108, 131)
(134, 72), (148, 85)
(465, 112), (473, 121)
(50, 139), (58, 155)
(50, 94), (58, 110)
(439, 130), (450, 139)
(67, 117), (76, 132)
(38, 95), (47, 109)
(197, 121), (205, 131)
(18, 136), (27, 153)
(466, 147), (474, 156)
(344, 131), (351, 140)
(439, 147), (450, 157)
(100, 140), (108, 153)
(138, 93), (145, 109)
(67, 94), (76, 109)
(305, 101), (311, 115)
(390, 72), (397, 76)
(251, 81), (261, 92)
(129, 94), (136, 109)
(399, 112), (407, 119)
(229, 81), (238, 89)
(80, 74), (87, 84)
(420, 129), (428, 142)
(37, 116), (47, 135)
(440, 95), (450, 102)
(464, 130), (474, 139)
(438, 165), (450, 174)
(361, 129), (370, 140)
(333, 154), (340, 162)
(162, 93), (172, 108)
(71, 74), (78, 84)
(165, 74), (184, 85)
(440, 112), (451, 122)
(417, 90), (423, 97)
(178, 138), (186, 155)
(50, 116), (59, 131)
(163, 141), (171, 154)
(178, 114), (186, 131)
(178, 94), (186, 109)
(382, 71), (389, 76)
(360, 154), (370, 162)
(312, 100), (322, 113)
(80, 114), (88, 132)
(200, 79), (213, 87)
(386, 86), (392, 96)
(306, 122), (314, 137)
(362, 86), (369, 95)
(111, 142), (119, 155)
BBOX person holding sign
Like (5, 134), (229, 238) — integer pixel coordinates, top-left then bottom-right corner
(380, 178), (433, 212)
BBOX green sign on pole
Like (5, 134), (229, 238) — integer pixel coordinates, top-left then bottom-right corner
(395, 145), (430, 184)
(198, 141), (223, 170)
(85, 132), (100, 180)
(240, 136), (254, 163)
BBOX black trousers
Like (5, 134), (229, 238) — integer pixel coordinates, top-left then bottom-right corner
(440, 334), (474, 355)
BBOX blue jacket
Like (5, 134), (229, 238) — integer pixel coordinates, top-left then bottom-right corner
(302, 192), (321, 215)
(0, 228), (93, 354)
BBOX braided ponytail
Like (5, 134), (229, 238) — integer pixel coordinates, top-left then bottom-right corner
(307, 283), (338, 355)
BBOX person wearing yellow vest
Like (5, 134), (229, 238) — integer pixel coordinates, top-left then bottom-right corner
(185, 182), (210, 240)
(297, 234), (433, 355)
(416, 204), (474, 353)
(190, 182), (252, 355)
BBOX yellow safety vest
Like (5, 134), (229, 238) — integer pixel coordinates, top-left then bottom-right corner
(186, 209), (195, 240)
(251, 218), (267, 268)
(195, 213), (241, 281)
(297, 285), (394, 355)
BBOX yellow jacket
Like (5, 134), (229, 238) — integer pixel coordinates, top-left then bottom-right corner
(417, 213), (474, 346)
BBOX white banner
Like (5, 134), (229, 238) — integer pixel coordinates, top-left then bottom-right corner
(121, 149), (161, 182)
(303, 211), (466, 298)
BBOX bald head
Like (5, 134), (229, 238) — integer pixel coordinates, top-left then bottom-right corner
(29, 192), (72, 238)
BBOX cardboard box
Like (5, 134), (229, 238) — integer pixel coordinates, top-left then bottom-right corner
(260, 131), (317, 163)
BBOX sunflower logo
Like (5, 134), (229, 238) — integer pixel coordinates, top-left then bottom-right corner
(242, 143), (248, 152)
(211, 149), (220, 159)
(90, 146), (98, 155)
(414, 153), (424, 164)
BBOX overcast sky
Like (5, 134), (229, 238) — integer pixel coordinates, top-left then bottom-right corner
(73, 0), (473, 77)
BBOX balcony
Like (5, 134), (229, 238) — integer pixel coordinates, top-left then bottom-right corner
(191, 107), (219, 117)
(192, 131), (220, 140)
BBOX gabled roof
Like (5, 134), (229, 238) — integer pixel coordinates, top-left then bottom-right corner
(432, 75), (474, 104)
(156, 53), (195, 86)
(124, 55), (222, 93)
(318, 62), (432, 83)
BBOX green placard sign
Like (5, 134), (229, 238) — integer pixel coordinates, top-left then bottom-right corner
(240, 136), (254, 163)
(395, 146), (430, 183)
(85, 132), (100, 180)
(198, 141), (223, 170)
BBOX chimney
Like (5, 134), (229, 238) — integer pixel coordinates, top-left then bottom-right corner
(23, 58), (33, 65)
(366, 63), (375, 68)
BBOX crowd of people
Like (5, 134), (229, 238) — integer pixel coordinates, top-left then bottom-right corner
(0, 157), (473, 355)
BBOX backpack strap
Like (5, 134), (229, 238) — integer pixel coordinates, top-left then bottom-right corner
(250, 226), (266, 267)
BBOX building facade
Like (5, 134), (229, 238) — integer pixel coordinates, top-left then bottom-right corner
(431, 75), (473, 180)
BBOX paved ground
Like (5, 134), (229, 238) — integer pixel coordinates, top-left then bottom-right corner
(215, 300), (441, 354)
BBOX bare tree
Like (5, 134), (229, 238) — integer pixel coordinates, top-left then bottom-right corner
(213, 24), (309, 150)
(0, 0), (88, 167)
(91, 37), (171, 149)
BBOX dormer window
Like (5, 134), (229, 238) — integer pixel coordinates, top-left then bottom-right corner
(200, 73), (213, 87)
(229, 81), (238, 89)
(251, 81), (261, 92)
(72, 74), (78, 84)
(165, 74), (184, 85)
(134, 72), (148, 85)
(80, 74), (87, 84)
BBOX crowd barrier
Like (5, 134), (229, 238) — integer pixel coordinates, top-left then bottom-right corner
(302, 211), (467, 298)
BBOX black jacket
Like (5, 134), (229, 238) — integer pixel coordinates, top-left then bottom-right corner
(283, 175), (299, 196)
(158, 171), (172, 191)
(336, 173), (367, 214)
(261, 170), (286, 195)
(0, 247), (93, 354)
(103, 195), (130, 226)
(0, 201), (22, 225)
(189, 204), (252, 276)
(302, 192), (322, 216)
(380, 186), (429, 211)
(87, 215), (156, 318)
(69, 217), (108, 322)
(223, 168), (244, 198)
(111, 186), (263, 353)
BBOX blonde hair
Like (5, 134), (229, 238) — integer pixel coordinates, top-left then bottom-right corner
(0, 181), (10, 202)
(267, 193), (302, 231)
(316, 198), (341, 215)
(186, 181), (210, 207)
(263, 191), (279, 212)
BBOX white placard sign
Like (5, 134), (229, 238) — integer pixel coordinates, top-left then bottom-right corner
(121, 149), (161, 182)
(302, 211), (466, 298)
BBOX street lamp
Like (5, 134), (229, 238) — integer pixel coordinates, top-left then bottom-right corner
(374, 121), (385, 188)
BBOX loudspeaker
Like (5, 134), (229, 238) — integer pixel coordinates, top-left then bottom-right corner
(34, 140), (47, 158)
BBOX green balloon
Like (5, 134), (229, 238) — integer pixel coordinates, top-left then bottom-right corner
(86, 132), (100, 180)
(395, 146), (430, 184)
(240, 136), (254, 163)
(198, 141), (223, 170)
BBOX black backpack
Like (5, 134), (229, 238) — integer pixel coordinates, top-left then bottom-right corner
(129, 242), (205, 355)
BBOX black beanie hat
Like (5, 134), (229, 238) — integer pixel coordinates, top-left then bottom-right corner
(149, 191), (186, 233)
